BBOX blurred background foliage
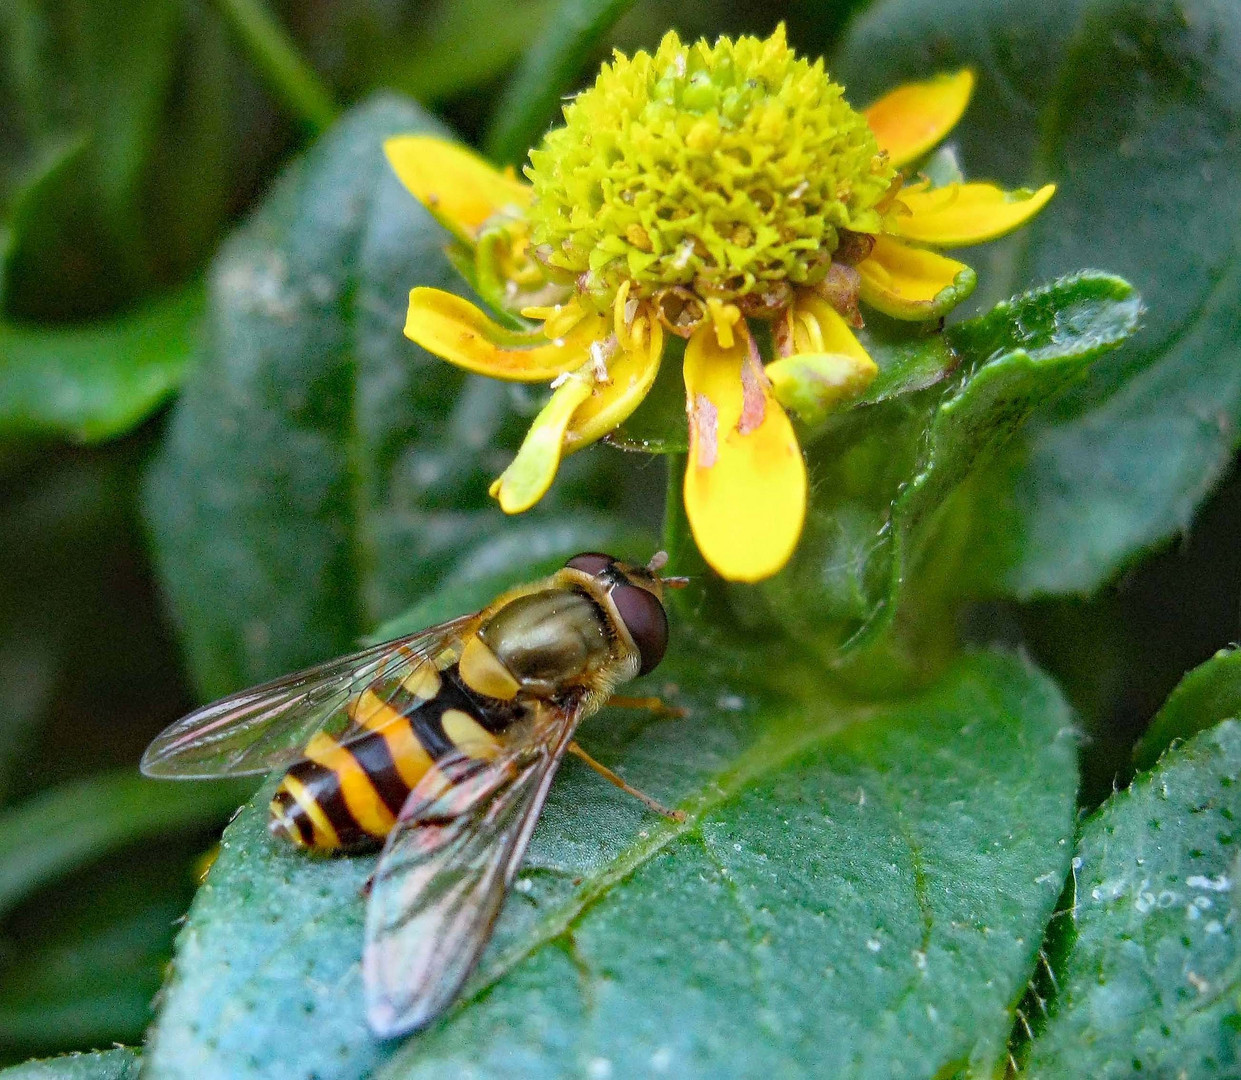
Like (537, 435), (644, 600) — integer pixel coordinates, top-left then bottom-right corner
(0, 0), (1237, 1068)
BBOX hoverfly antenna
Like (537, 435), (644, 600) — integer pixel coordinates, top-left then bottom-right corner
(647, 550), (689, 588)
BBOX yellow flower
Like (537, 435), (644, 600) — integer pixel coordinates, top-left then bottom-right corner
(385, 27), (1054, 583)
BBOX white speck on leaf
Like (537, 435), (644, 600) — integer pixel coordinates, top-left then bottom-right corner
(1187, 874), (1232, 891)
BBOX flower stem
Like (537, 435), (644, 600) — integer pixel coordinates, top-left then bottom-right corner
(662, 452), (697, 577)
(213, 0), (337, 133)
(483, 0), (638, 165)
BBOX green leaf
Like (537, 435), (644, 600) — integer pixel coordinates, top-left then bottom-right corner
(0, 770), (250, 919)
(0, 851), (196, 1058)
(858, 273), (1142, 647)
(750, 272), (1139, 672)
(1134, 648), (1241, 770)
(1019, 720), (1241, 1077)
(0, 450), (180, 802)
(0, 135), (89, 312)
(212, 0), (337, 132)
(376, 0), (557, 105)
(483, 0), (641, 165)
(0, 0), (181, 315)
(143, 94), (643, 701)
(0, 1049), (139, 1080)
(852, 319), (957, 406)
(837, 0), (1241, 598)
(0, 0), (308, 318)
(143, 646), (1078, 1078)
(0, 285), (202, 443)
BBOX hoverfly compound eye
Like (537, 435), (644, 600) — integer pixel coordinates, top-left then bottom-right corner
(611, 583), (668, 676)
(565, 552), (615, 576)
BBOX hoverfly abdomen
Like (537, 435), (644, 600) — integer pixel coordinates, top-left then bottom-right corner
(268, 659), (526, 852)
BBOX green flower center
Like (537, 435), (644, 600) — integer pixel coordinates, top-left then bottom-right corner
(525, 26), (895, 318)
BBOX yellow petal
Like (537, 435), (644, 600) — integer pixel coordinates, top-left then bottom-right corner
(565, 320), (664, 450)
(864, 70), (975, 168)
(489, 379), (592, 513)
(766, 299), (878, 422)
(384, 135), (532, 243)
(891, 181), (1056, 246)
(404, 287), (607, 381)
(857, 235), (977, 320)
(683, 327), (806, 582)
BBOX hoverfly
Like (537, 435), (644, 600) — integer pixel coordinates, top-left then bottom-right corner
(142, 552), (685, 1037)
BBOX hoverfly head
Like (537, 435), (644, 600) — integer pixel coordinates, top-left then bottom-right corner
(564, 552), (671, 676)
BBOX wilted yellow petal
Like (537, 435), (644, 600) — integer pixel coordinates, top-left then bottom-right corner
(856, 235), (976, 320)
(682, 327), (806, 582)
(565, 320), (664, 450)
(489, 379), (592, 513)
(767, 299), (877, 422)
(891, 181), (1056, 246)
(864, 70), (975, 168)
(384, 135), (532, 242)
(404, 287), (607, 381)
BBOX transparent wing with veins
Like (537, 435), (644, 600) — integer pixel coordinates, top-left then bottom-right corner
(363, 696), (585, 1037)
(140, 615), (479, 779)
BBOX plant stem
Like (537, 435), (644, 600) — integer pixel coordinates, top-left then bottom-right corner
(483, 0), (638, 165)
(213, 0), (337, 133)
(663, 449), (710, 584)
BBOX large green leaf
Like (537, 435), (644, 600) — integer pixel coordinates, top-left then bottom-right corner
(1019, 720), (1241, 1076)
(837, 0), (1241, 598)
(144, 94), (645, 701)
(0, 1050), (139, 1080)
(143, 645), (1077, 1079)
(0, 286), (201, 443)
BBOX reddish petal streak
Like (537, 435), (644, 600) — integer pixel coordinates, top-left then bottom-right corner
(690, 392), (718, 469)
(737, 338), (768, 436)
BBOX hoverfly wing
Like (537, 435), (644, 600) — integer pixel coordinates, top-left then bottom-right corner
(362, 699), (584, 1037)
(140, 615), (479, 779)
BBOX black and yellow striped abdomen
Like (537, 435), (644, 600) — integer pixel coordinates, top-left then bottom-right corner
(269, 660), (522, 851)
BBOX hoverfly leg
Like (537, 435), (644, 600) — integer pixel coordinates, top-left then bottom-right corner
(606, 694), (688, 719)
(567, 741), (686, 822)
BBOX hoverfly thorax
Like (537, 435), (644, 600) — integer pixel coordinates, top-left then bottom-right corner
(475, 588), (616, 696)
